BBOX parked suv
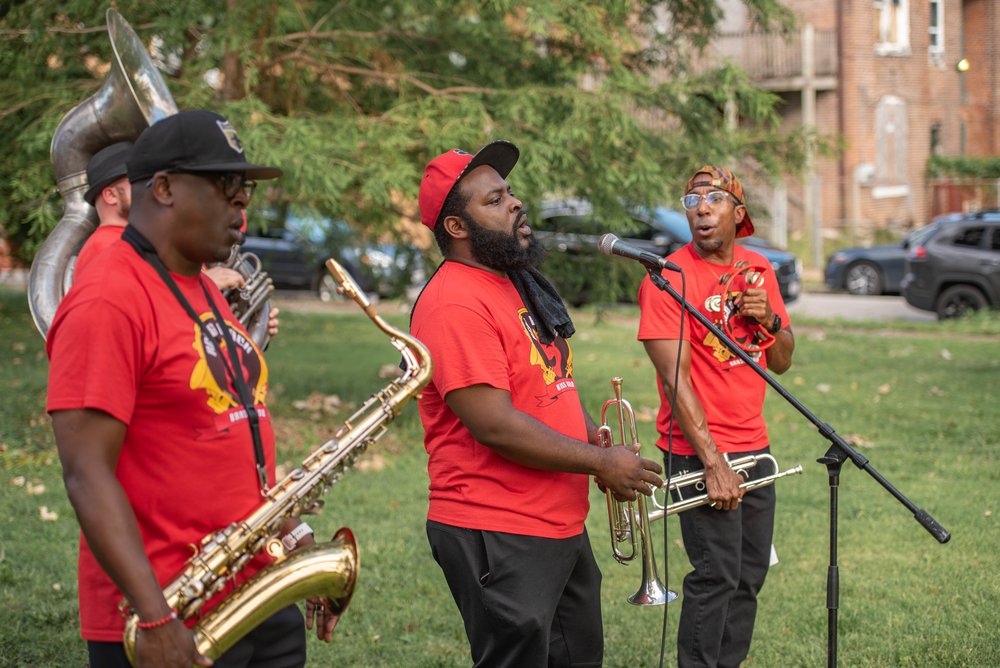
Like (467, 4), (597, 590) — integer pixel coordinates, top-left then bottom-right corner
(241, 210), (424, 301)
(823, 213), (965, 295)
(533, 199), (801, 305)
(901, 211), (1000, 319)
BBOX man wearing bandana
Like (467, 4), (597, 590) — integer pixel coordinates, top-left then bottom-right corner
(638, 166), (795, 668)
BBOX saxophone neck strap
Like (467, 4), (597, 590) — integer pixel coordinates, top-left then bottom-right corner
(122, 225), (270, 495)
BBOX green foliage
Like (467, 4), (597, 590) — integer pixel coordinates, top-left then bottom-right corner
(2, 0), (807, 268)
(926, 154), (1000, 179)
(2, 288), (999, 666)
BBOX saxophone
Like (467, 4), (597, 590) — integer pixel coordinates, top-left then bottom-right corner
(123, 258), (433, 663)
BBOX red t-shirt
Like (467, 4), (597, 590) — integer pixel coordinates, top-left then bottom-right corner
(411, 262), (590, 538)
(73, 225), (124, 280)
(637, 244), (790, 456)
(46, 239), (276, 642)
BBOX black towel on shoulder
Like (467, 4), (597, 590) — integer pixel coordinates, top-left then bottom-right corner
(508, 268), (575, 344)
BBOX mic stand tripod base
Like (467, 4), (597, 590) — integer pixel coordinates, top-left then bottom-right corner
(818, 444), (847, 668)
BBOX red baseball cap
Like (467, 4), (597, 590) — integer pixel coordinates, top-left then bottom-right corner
(686, 165), (755, 238)
(418, 140), (519, 229)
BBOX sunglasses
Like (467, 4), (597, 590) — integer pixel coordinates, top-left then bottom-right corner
(680, 190), (734, 210)
(146, 171), (256, 200)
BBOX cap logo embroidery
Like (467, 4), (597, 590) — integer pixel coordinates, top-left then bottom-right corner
(216, 120), (244, 154)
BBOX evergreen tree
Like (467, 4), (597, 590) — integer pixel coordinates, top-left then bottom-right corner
(1, 0), (806, 288)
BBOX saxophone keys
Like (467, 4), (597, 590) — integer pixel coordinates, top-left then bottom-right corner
(265, 537), (287, 560)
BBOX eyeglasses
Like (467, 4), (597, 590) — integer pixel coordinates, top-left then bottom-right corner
(209, 172), (257, 200)
(680, 190), (734, 210)
(145, 171), (256, 200)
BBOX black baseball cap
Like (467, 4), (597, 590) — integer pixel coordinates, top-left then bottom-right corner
(127, 109), (283, 183)
(84, 141), (133, 205)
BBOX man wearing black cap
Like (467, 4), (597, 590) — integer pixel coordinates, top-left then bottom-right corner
(74, 141), (134, 278)
(46, 110), (335, 668)
(74, 139), (273, 327)
(410, 141), (664, 667)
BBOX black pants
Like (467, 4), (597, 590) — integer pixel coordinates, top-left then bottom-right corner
(427, 520), (603, 668)
(87, 604), (306, 668)
(667, 448), (776, 668)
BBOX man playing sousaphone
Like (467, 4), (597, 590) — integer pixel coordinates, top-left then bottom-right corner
(638, 165), (795, 668)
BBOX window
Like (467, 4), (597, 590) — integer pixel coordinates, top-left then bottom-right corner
(929, 0), (944, 61)
(952, 227), (984, 248)
(874, 96), (909, 191)
(989, 227), (1000, 252)
(930, 122), (942, 154)
(874, 0), (911, 55)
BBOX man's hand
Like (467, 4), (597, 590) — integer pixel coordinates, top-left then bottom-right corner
(702, 457), (745, 511)
(595, 444), (663, 501)
(281, 521), (341, 643)
(305, 597), (342, 643)
(736, 287), (775, 331)
(266, 307), (280, 339)
(204, 266), (245, 291)
(135, 619), (213, 667)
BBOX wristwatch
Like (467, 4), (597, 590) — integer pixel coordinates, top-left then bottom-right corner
(766, 314), (782, 334)
(281, 522), (314, 551)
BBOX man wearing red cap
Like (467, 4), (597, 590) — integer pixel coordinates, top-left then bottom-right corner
(637, 166), (795, 667)
(411, 141), (664, 667)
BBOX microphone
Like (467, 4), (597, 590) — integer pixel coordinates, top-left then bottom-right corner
(598, 233), (682, 272)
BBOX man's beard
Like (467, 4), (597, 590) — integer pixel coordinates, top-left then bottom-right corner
(695, 237), (723, 253)
(114, 184), (131, 219)
(465, 211), (545, 272)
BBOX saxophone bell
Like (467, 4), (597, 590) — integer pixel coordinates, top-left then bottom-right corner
(124, 528), (359, 664)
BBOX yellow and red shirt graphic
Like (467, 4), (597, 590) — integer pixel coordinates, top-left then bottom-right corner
(189, 313), (270, 432)
(518, 308), (576, 406)
(412, 262), (591, 539)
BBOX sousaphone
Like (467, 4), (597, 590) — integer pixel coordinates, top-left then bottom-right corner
(28, 8), (273, 348)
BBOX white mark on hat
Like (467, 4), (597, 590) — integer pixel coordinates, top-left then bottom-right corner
(216, 120), (245, 154)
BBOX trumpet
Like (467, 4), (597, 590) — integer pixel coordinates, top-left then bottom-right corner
(599, 377), (803, 607)
(648, 453), (803, 522)
(598, 377), (678, 606)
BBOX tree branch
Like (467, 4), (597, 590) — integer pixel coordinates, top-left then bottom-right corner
(271, 52), (496, 97)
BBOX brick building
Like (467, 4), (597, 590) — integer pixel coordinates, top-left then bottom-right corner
(703, 0), (1000, 267)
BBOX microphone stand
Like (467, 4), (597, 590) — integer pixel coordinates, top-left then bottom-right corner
(645, 270), (950, 668)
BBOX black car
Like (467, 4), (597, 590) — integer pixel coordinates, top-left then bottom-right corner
(901, 211), (1000, 318)
(240, 211), (424, 302)
(533, 199), (801, 305)
(823, 213), (965, 295)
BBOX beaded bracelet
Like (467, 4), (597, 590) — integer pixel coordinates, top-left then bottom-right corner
(136, 610), (178, 630)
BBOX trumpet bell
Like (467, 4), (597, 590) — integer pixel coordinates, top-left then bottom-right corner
(628, 580), (679, 607)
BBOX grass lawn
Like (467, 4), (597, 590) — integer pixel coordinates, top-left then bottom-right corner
(1, 287), (997, 667)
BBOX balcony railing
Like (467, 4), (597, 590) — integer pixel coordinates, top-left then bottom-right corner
(699, 27), (838, 87)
